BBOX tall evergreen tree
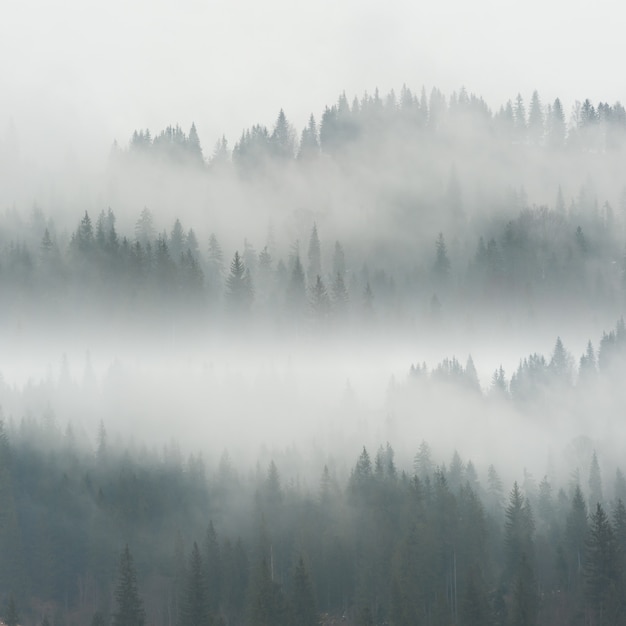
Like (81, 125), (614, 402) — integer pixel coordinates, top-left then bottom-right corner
(180, 542), (210, 626)
(528, 90), (544, 144)
(504, 482), (535, 583)
(292, 556), (317, 626)
(270, 109), (295, 159)
(204, 521), (221, 614)
(566, 485), (588, 593)
(249, 558), (290, 626)
(589, 451), (604, 510)
(135, 207), (156, 247)
(286, 253), (307, 316)
(225, 251), (253, 314)
(297, 114), (319, 160)
(307, 223), (321, 283)
(433, 233), (451, 281)
(309, 275), (330, 325)
(188, 122), (204, 164)
(585, 503), (620, 624)
(112, 546), (145, 626)
(548, 98), (566, 148)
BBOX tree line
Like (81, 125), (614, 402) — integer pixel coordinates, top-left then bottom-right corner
(1, 409), (626, 625)
(117, 87), (626, 169)
(1, 200), (625, 332)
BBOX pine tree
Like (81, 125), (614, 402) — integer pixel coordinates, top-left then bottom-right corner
(297, 114), (319, 160)
(549, 336), (573, 385)
(112, 545), (145, 626)
(170, 218), (185, 261)
(225, 251), (253, 314)
(292, 556), (317, 626)
(135, 207), (156, 247)
(585, 503), (620, 623)
(414, 440), (433, 480)
(566, 485), (588, 590)
(504, 482), (535, 583)
(309, 275), (330, 325)
(461, 567), (492, 626)
(210, 136), (230, 166)
(464, 355), (480, 391)
(514, 93), (527, 140)
(249, 558), (290, 626)
(509, 552), (538, 626)
(204, 521), (221, 614)
(579, 340), (598, 382)
(74, 211), (95, 253)
(287, 253), (306, 316)
(180, 542), (210, 626)
(612, 499), (626, 576)
(332, 241), (346, 277)
(527, 90), (544, 144)
(188, 122), (204, 164)
(331, 272), (349, 317)
(270, 109), (295, 159)
(548, 98), (566, 148)
(589, 451), (604, 510)
(490, 366), (507, 397)
(307, 223), (321, 282)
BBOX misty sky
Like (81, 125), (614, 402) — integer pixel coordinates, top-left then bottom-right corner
(2, 0), (624, 165)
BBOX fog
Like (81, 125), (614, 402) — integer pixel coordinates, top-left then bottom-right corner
(2, 88), (626, 476)
(4, 52), (626, 622)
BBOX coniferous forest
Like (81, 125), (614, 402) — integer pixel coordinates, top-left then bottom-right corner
(2, 86), (626, 625)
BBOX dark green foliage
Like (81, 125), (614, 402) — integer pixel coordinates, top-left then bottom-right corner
(6, 371), (626, 625)
(585, 504), (620, 623)
(589, 451), (604, 510)
(461, 567), (492, 626)
(270, 109), (295, 159)
(180, 542), (210, 626)
(509, 552), (537, 626)
(249, 558), (290, 626)
(112, 545), (145, 626)
(204, 521), (221, 614)
(504, 482), (535, 583)
(225, 251), (253, 314)
(298, 114), (319, 159)
(307, 223), (321, 282)
(292, 556), (317, 626)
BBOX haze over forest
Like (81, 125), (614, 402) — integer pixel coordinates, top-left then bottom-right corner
(2, 80), (626, 626)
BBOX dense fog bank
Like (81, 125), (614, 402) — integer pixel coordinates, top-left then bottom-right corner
(2, 85), (626, 624)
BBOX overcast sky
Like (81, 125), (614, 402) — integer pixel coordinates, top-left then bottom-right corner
(2, 0), (625, 164)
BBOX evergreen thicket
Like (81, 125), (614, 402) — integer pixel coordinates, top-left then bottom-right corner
(3, 84), (626, 625)
(1, 409), (626, 625)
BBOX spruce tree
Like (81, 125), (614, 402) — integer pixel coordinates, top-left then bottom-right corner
(112, 545), (145, 626)
(307, 223), (321, 282)
(225, 251), (253, 314)
(292, 556), (317, 626)
(585, 503), (620, 623)
(180, 542), (210, 626)
(589, 451), (604, 510)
